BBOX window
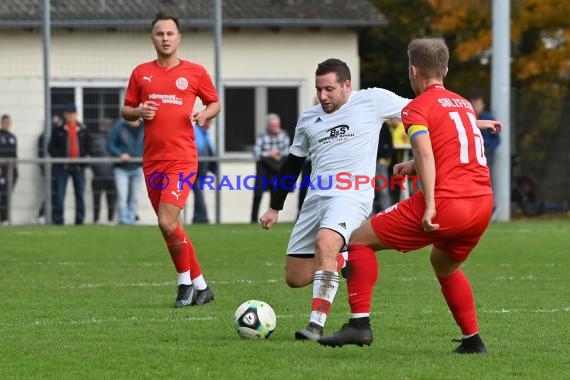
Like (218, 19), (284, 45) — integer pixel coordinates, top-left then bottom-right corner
(51, 86), (123, 132)
(83, 88), (121, 132)
(224, 85), (299, 154)
(224, 88), (255, 152)
(51, 88), (75, 122)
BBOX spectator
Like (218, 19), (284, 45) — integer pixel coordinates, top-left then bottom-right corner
(251, 113), (290, 223)
(0, 114), (18, 225)
(387, 118), (409, 201)
(373, 121), (394, 212)
(36, 116), (61, 224)
(36, 131), (47, 223)
(106, 118), (144, 225)
(470, 96), (500, 168)
(48, 103), (89, 225)
(89, 118), (116, 224)
(193, 119), (218, 224)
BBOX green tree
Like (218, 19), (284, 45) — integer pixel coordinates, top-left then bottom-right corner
(359, 0), (435, 97)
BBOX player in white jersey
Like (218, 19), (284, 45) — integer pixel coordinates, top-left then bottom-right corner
(260, 58), (409, 340)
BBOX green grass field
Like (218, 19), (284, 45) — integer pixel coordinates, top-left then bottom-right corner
(1, 220), (569, 379)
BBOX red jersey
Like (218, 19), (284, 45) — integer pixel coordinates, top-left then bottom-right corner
(402, 84), (492, 198)
(124, 59), (219, 162)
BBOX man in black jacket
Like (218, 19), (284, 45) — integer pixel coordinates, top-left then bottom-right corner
(373, 120), (395, 212)
(48, 104), (89, 225)
(0, 114), (18, 225)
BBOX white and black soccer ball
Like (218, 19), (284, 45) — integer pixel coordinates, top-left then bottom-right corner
(234, 300), (276, 339)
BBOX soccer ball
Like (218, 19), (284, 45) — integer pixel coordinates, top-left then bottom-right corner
(234, 300), (276, 339)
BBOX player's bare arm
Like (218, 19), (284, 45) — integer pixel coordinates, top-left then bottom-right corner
(410, 131), (440, 232)
(475, 119), (502, 133)
(192, 102), (221, 126)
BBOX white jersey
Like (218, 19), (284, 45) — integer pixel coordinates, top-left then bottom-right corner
(290, 88), (410, 204)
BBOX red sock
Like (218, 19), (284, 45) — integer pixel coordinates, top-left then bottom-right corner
(437, 270), (478, 335)
(347, 244), (378, 315)
(186, 237), (202, 280)
(165, 227), (191, 273)
(336, 252), (346, 271)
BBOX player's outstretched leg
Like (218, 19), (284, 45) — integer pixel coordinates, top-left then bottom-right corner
(431, 248), (486, 354)
(295, 229), (343, 341)
(319, 243), (377, 347)
(295, 270), (339, 341)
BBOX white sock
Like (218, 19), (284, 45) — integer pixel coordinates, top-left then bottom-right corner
(341, 251), (348, 262)
(177, 271), (191, 285)
(309, 270), (339, 328)
(192, 274), (207, 290)
(350, 313), (370, 319)
(463, 332), (478, 339)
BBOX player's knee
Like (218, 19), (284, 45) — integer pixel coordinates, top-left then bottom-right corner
(285, 273), (307, 288)
(315, 231), (341, 255)
(430, 249), (461, 276)
(157, 217), (177, 236)
(285, 269), (312, 288)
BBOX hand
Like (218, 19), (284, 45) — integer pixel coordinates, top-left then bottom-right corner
(393, 160), (415, 176)
(139, 101), (159, 120)
(120, 153), (131, 161)
(269, 149), (282, 161)
(476, 119), (502, 134)
(260, 209), (279, 230)
(422, 205), (440, 232)
(192, 111), (208, 127)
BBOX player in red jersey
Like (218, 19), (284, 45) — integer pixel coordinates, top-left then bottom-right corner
(121, 12), (220, 308)
(319, 37), (501, 353)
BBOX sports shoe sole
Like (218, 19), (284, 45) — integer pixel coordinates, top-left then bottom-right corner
(294, 329), (322, 341)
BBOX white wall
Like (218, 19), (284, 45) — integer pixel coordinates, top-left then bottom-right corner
(0, 28), (359, 225)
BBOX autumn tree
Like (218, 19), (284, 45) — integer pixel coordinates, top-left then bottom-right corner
(361, 0), (570, 204)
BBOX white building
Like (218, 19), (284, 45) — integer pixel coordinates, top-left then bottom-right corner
(0, 0), (385, 225)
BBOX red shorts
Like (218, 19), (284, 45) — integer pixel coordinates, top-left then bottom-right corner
(370, 192), (493, 262)
(143, 161), (198, 213)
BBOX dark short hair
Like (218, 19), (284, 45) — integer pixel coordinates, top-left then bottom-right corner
(63, 103), (77, 113)
(152, 11), (180, 31)
(470, 94), (485, 103)
(316, 58), (351, 83)
(1, 114), (9, 122)
(407, 37), (449, 79)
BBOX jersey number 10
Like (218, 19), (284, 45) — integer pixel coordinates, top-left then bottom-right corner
(449, 111), (487, 166)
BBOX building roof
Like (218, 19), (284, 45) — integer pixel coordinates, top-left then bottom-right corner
(0, 0), (386, 29)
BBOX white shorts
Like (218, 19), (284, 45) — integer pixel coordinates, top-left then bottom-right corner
(286, 196), (372, 256)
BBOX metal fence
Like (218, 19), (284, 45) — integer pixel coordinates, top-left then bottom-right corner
(0, 157), (302, 226)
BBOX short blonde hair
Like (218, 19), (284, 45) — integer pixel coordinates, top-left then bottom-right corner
(407, 37), (449, 79)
